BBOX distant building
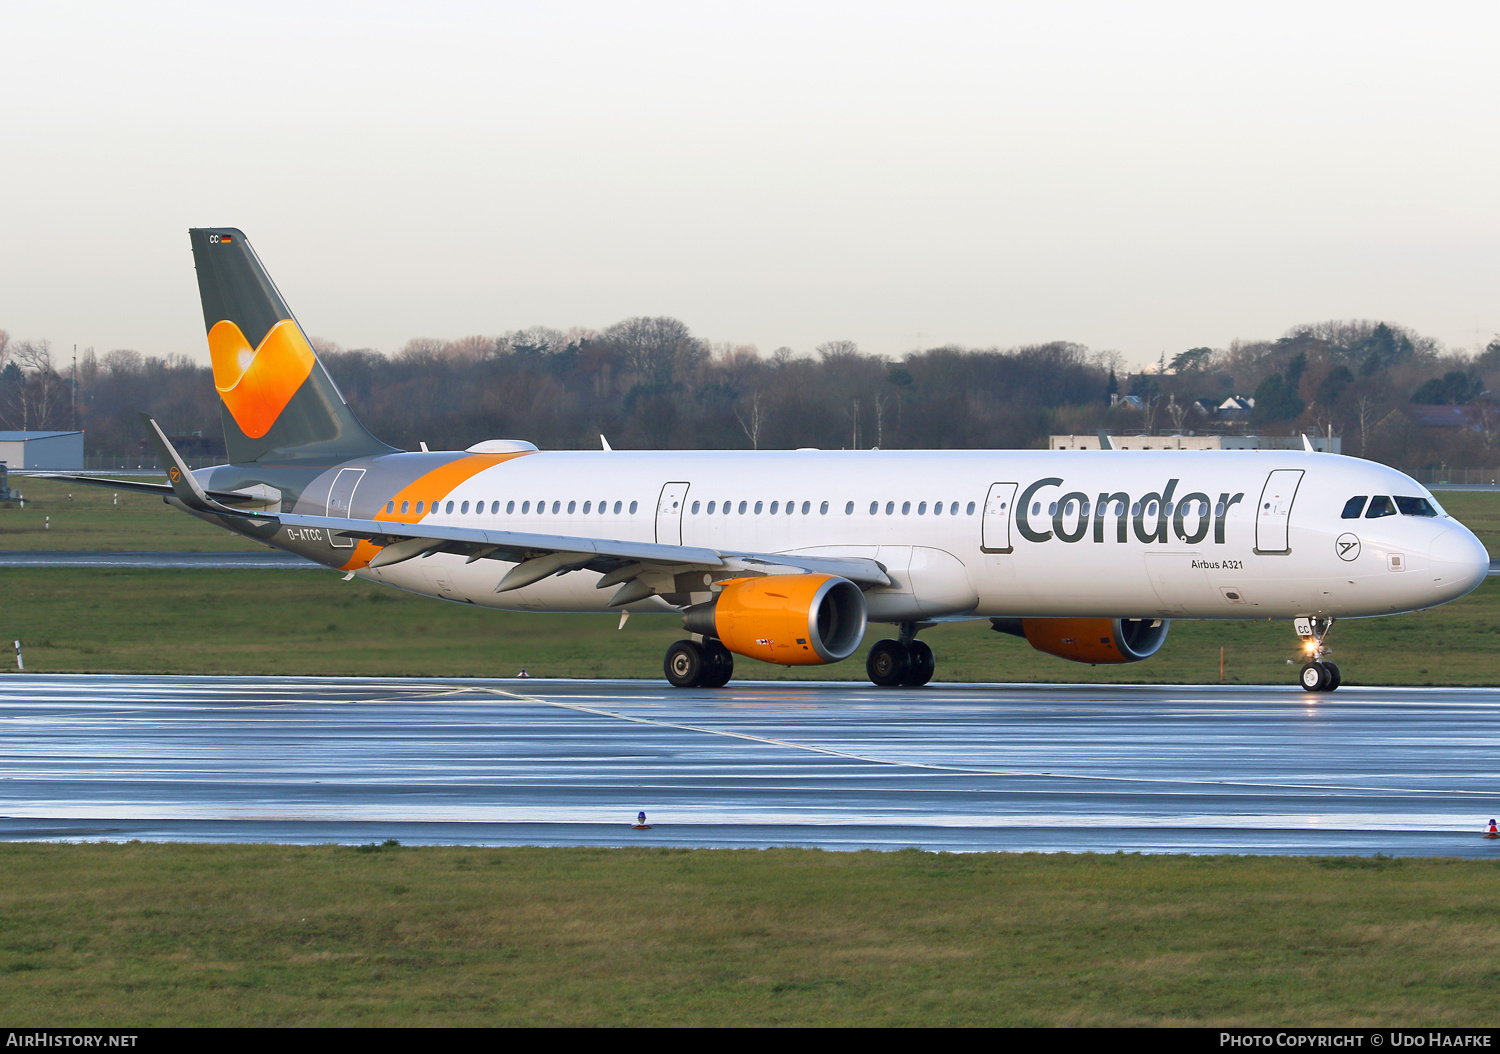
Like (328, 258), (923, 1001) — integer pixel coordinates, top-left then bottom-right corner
(0, 431), (85, 470)
(1050, 434), (1340, 453)
(1214, 396), (1255, 421)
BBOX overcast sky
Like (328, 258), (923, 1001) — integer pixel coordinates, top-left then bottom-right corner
(2, 1), (1496, 369)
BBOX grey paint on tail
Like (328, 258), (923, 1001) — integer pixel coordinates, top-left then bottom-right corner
(189, 228), (396, 465)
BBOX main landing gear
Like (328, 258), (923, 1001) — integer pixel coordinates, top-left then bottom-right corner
(1296, 616), (1341, 693)
(866, 622), (935, 687)
(664, 638), (734, 689)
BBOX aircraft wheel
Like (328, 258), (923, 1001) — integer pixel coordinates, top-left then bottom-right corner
(867, 639), (911, 687)
(905, 640), (935, 686)
(665, 640), (707, 688)
(700, 640), (734, 688)
(1323, 662), (1341, 691)
(1299, 661), (1330, 692)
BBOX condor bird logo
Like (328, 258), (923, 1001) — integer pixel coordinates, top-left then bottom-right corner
(1336, 533), (1361, 561)
(207, 319), (317, 439)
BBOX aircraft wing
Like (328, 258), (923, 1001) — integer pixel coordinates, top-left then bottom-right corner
(274, 510), (893, 602)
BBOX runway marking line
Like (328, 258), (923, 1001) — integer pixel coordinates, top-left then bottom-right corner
(464, 686), (1499, 800)
(4, 679), (1499, 799)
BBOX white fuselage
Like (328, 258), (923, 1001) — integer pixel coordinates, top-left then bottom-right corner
(337, 448), (1489, 624)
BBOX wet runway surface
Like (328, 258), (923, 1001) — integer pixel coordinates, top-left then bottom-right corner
(2, 675), (1499, 856)
(0, 551), (319, 569)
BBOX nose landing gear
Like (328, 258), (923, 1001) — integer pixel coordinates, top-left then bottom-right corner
(1295, 616), (1341, 692)
(866, 622), (936, 687)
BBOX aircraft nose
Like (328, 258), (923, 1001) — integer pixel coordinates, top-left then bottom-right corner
(1428, 523), (1490, 601)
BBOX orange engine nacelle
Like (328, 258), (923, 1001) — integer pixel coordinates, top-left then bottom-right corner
(991, 617), (1170, 665)
(682, 574), (867, 666)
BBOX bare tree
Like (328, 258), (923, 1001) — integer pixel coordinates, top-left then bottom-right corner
(1354, 391), (1382, 456)
(1140, 393), (1161, 435)
(734, 390), (764, 450)
(9, 340), (64, 431)
(816, 339), (861, 361)
(1165, 393), (1187, 433)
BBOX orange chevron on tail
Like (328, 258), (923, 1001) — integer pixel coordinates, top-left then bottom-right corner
(207, 319), (317, 439)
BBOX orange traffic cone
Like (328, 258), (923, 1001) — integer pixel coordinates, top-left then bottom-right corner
(1486, 819), (1498, 839)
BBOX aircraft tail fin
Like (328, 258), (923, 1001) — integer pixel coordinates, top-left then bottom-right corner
(188, 228), (395, 464)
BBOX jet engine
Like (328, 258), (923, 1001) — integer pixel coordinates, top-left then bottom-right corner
(683, 574), (867, 666)
(990, 617), (1169, 664)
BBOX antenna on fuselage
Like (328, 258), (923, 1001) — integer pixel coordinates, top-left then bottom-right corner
(601, 435), (612, 452)
(1097, 430), (1114, 450)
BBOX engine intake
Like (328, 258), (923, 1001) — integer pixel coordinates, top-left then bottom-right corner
(683, 574), (867, 666)
(990, 617), (1170, 664)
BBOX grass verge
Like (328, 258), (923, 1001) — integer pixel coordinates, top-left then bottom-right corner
(1, 567), (1497, 684)
(1, 843), (1497, 1026)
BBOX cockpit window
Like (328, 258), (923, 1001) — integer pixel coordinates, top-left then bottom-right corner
(1341, 496), (1368, 519)
(1394, 496), (1438, 517)
(1365, 495), (1397, 518)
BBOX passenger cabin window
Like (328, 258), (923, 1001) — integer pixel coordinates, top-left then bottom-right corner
(400, 500), (409, 514)
(966, 502), (975, 515)
(1366, 496), (1397, 518)
(691, 501), (700, 514)
(415, 501), (425, 514)
(769, 501), (778, 514)
(1395, 496), (1438, 517)
(1342, 496), (1368, 519)
(507, 501), (515, 514)
(629, 501), (638, 514)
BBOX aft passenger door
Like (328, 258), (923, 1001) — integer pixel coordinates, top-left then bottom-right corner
(1254, 469), (1304, 554)
(656, 482), (690, 545)
(981, 482), (1018, 554)
(326, 468), (365, 549)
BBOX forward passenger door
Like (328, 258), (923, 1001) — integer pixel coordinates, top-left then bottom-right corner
(1254, 469), (1304, 554)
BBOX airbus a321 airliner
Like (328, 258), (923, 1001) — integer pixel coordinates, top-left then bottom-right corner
(48, 229), (1491, 692)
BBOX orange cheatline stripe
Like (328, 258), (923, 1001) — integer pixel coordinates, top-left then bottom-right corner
(208, 319), (317, 439)
(338, 451), (534, 571)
